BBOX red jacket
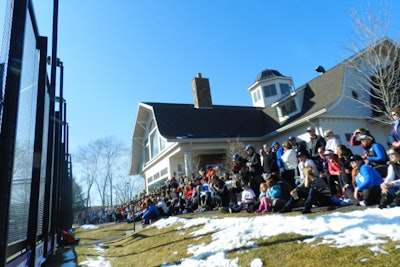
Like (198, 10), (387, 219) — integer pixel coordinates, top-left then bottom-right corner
(327, 156), (341, 176)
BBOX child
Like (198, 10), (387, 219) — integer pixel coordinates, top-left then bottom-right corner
(255, 178), (282, 213)
(255, 183), (271, 213)
(230, 182), (256, 213)
(266, 177), (282, 200)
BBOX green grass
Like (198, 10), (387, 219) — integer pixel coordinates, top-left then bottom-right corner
(71, 211), (400, 267)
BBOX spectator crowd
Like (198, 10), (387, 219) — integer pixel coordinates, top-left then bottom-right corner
(79, 108), (400, 225)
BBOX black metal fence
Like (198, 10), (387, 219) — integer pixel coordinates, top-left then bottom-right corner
(0, 1), (72, 266)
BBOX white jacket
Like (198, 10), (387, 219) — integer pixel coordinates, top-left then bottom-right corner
(281, 148), (298, 170)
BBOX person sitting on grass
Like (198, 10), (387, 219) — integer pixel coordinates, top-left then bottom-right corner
(379, 146), (400, 208)
(351, 154), (383, 206)
(265, 176), (282, 210)
(254, 182), (271, 213)
(141, 198), (159, 225)
(279, 166), (332, 214)
(210, 175), (230, 209)
(229, 182), (256, 213)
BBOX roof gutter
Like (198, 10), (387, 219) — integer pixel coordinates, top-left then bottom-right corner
(262, 108), (328, 139)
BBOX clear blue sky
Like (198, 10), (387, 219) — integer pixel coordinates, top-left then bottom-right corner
(32, 0), (400, 153)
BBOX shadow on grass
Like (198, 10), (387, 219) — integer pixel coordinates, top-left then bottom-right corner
(105, 229), (210, 258)
(255, 235), (314, 248)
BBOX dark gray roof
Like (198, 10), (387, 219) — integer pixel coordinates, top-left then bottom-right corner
(262, 63), (345, 128)
(255, 69), (286, 82)
(143, 103), (280, 140)
(143, 63), (345, 141)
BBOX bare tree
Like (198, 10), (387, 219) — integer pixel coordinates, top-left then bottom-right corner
(74, 136), (129, 208)
(345, 6), (400, 123)
(221, 138), (246, 173)
(74, 141), (102, 207)
(128, 175), (145, 199)
(99, 137), (129, 206)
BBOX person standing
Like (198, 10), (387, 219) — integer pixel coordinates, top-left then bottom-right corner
(271, 141), (284, 174)
(324, 129), (341, 154)
(244, 144), (264, 197)
(350, 128), (375, 147)
(261, 144), (279, 175)
(280, 141), (298, 189)
(306, 126), (326, 165)
(288, 136), (309, 156)
(358, 134), (388, 170)
(390, 108), (400, 147)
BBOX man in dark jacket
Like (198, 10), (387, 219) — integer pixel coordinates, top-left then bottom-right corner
(306, 126), (326, 165)
(261, 144), (279, 174)
(244, 144), (263, 197)
(288, 136), (309, 157)
(210, 175), (230, 208)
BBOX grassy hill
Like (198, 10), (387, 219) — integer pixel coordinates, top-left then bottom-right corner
(71, 208), (399, 267)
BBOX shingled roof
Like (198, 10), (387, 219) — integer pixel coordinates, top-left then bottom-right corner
(262, 62), (345, 129)
(142, 62), (345, 141)
(143, 103), (280, 140)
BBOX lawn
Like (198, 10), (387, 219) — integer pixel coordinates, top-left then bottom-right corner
(71, 208), (400, 267)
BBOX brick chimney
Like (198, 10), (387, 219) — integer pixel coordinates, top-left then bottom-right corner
(192, 73), (213, 109)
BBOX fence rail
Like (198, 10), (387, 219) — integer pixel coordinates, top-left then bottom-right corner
(0, 1), (72, 266)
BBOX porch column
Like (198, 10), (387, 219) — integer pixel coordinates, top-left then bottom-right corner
(184, 150), (194, 177)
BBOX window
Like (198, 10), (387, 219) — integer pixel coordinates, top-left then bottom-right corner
(279, 99), (297, 116)
(177, 164), (183, 172)
(160, 168), (168, 176)
(143, 119), (165, 163)
(150, 130), (159, 157)
(263, 84), (277, 97)
(252, 90), (261, 102)
(144, 139), (150, 162)
(344, 133), (352, 142)
(160, 136), (166, 151)
(279, 83), (290, 95)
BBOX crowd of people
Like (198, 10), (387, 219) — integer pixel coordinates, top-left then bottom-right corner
(79, 108), (400, 225)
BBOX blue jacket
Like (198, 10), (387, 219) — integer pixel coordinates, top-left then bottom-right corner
(267, 184), (281, 198)
(275, 146), (284, 168)
(143, 204), (159, 218)
(355, 164), (383, 191)
(390, 120), (400, 144)
(366, 143), (387, 165)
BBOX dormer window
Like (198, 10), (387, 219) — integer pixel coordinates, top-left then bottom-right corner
(279, 83), (291, 96)
(277, 99), (297, 117)
(263, 84), (277, 97)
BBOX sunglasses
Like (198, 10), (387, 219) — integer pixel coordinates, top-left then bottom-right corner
(388, 153), (397, 156)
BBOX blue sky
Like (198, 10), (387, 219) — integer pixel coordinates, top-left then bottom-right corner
(32, 0), (400, 153)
